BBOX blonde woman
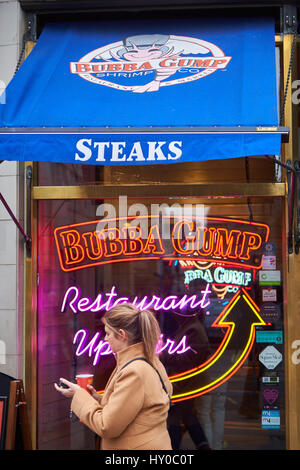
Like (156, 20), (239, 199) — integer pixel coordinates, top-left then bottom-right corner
(55, 303), (173, 450)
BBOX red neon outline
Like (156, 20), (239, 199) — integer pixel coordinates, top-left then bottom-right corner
(171, 332), (256, 402)
(58, 229), (85, 265)
(82, 231), (103, 261)
(121, 226), (144, 255)
(172, 220), (196, 254)
(143, 224), (165, 255)
(170, 288), (264, 402)
(169, 288), (260, 379)
(239, 231), (263, 261)
(196, 227), (216, 256)
(168, 289), (241, 380)
(100, 227), (124, 258)
(214, 228), (242, 259)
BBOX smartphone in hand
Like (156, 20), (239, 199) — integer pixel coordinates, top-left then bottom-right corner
(58, 380), (69, 389)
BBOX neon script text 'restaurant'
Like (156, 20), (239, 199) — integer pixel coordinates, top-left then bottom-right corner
(61, 285), (211, 314)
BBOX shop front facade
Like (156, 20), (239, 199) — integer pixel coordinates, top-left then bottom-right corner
(32, 166), (287, 450)
(1, 0), (300, 451)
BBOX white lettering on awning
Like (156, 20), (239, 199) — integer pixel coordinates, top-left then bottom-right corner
(75, 139), (183, 162)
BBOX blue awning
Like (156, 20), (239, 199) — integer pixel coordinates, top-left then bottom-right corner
(0, 17), (285, 165)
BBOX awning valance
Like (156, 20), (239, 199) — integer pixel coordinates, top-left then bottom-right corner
(0, 17), (285, 165)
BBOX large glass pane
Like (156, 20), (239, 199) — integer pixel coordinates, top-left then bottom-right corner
(37, 196), (285, 450)
(37, 157), (276, 186)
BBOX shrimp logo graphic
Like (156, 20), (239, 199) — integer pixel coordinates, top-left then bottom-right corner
(70, 34), (231, 93)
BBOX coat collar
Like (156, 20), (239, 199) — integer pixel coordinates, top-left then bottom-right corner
(116, 342), (145, 369)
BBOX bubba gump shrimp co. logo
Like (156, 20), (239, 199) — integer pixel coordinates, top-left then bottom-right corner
(70, 33), (232, 93)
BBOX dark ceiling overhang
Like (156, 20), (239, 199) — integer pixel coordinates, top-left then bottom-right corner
(18, 1), (299, 40)
(18, 0), (300, 14)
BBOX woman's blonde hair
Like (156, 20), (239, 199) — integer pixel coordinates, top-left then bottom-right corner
(102, 303), (161, 363)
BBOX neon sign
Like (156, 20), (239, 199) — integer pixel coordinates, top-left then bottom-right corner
(169, 288), (266, 402)
(54, 216), (269, 272)
(184, 266), (252, 287)
(73, 330), (192, 366)
(54, 215), (270, 402)
(70, 288), (265, 402)
(61, 284), (211, 314)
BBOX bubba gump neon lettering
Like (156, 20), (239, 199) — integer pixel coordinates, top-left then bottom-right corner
(54, 217), (269, 272)
(183, 266), (252, 287)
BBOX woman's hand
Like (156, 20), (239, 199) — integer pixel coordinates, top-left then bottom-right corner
(54, 378), (80, 398)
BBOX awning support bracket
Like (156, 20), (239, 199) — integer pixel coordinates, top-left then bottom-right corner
(265, 155), (295, 174)
(25, 165), (32, 258)
(281, 4), (298, 35)
(0, 192), (31, 248)
(280, 4), (298, 127)
(294, 160), (300, 255)
(286, 160), (295, 254)
(265, 155), (299, 255)
(14, 14), (37, 75)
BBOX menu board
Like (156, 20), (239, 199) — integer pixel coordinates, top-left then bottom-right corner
(0, 396), (8, 449)
(0, 373), (32, 450)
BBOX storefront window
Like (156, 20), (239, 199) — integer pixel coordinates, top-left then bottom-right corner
(37, 157), (276, 186)
(36, 196), (285, 450)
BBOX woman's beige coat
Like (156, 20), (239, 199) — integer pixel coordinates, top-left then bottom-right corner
(71, 342), (173, 450)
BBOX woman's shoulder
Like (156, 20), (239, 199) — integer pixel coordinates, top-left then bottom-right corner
(118, 355), (168, 379)
(121, 357), (152, 373)
(118, 357), (161, 380)
(117, 356), (172, 396)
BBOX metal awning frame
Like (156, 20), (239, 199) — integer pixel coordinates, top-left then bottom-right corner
(0, 125), (290, 140)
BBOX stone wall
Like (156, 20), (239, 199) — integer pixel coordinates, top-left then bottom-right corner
(0, 0), (25, 378)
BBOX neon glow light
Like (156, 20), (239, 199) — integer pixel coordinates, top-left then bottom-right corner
(61, 284), (211, 314)
(54, 216), (269, 402)
(184, 267), (252, 287)
(71, 288), (264, 401)
(169, 288), (266, 402)
(73, 330), (192, 366)
(54, 216), (269, 272)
